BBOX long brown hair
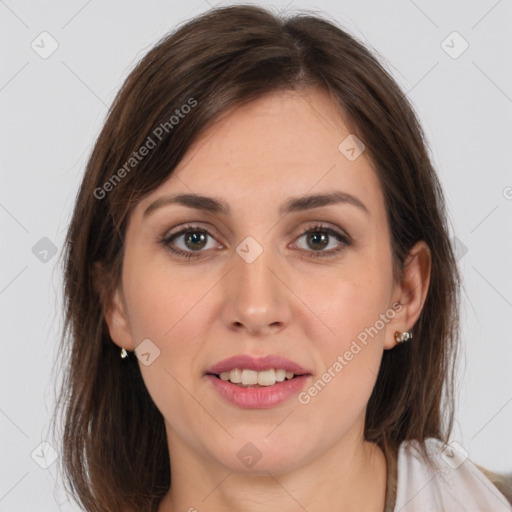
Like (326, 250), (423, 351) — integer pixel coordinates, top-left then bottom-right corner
(51, 4), (461, 511)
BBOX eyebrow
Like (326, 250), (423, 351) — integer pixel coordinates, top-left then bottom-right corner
(143, 191), (370, 219)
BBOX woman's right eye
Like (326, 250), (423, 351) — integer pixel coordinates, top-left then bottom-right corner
(159, 225), (219, 259)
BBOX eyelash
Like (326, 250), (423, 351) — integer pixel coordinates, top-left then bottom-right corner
(158, 223), (352, 260)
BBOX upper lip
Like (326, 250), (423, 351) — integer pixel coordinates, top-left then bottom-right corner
(206, 354), (311, 376)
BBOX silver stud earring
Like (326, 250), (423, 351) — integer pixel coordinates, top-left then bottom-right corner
(394, 330), (412, 343)
(120, 348), (128, 358)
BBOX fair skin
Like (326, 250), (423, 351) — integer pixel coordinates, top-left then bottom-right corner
(102, 87), (431, 512)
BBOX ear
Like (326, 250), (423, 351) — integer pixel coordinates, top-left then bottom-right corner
(384, 240), (432, 350)
(92, 262), (135, 351)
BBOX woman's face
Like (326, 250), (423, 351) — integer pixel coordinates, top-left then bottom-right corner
(106, 87), (426, 474)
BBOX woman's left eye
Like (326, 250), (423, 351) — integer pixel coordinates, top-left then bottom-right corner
(159, 223), (351, 260)
(292, 225), (351, 258)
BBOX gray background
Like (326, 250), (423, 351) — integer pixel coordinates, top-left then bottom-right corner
(1, 0), (511, 510)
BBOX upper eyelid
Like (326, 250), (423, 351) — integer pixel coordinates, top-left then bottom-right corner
(163, 223), (221, 242)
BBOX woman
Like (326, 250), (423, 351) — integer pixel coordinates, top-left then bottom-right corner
(52, 4), (512, 511)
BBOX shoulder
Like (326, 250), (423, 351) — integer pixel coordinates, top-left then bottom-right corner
(473, 463), (512, 507)
(394, 437), (512, 512)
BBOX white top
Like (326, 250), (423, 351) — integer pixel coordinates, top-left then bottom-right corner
(394, 437), (512, 511)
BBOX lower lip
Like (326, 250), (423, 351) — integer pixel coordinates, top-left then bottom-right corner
(206, 374), (311, 409)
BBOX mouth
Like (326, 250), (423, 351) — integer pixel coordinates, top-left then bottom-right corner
(205, 371), (312, 409)
(205, 353), (312, 386)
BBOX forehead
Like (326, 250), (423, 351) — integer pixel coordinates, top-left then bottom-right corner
(137, 87), (384, 218)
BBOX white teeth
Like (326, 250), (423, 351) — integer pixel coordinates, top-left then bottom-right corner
(275, 369), (286, 382)
(229, 368), (242, 383)
(241, 369), (258, 385)
(257, 369), (276, 386)
(217, 368), (296, 386)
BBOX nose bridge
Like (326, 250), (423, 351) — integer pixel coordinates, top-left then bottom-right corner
(233, 234), (279, 301)
(222, 233), (291, 332)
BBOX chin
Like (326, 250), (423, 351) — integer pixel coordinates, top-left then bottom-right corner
(209, 430), (314, 475)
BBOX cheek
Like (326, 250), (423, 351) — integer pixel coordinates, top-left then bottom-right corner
(121, 260), (226, 407)
(123, 258), (212, 347)
(122, 264), (212, 435)
(301, 257), (393, 346)
(299, 261), (393, 403)
(293, 285), (390, 445)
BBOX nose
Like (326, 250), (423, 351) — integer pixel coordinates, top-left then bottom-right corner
(220, 240), (292, 337)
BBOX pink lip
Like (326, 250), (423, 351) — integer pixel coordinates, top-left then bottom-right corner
(206, 374), (311, 409)
(206, 354), (310, 375)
